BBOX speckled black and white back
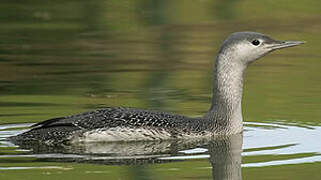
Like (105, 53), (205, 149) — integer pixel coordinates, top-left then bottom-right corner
(10, 107), (199, 145)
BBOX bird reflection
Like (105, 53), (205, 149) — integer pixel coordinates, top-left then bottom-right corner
(9, 134), (242, 180)
(209, 134), (242, 180)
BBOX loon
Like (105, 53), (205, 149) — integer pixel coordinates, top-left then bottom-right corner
(9, 32), (303, 145)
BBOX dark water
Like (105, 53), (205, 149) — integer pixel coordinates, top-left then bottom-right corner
(0, 0), (321, 179)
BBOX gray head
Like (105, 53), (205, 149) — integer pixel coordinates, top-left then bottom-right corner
(218, 32), (304, 65)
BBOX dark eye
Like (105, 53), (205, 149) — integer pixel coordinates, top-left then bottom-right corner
(252, 39), (260, 46)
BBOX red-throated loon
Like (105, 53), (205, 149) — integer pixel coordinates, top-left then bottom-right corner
(9, 32), (304, 145)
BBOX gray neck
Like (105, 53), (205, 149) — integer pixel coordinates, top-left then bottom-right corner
(203, 51), (247, 134)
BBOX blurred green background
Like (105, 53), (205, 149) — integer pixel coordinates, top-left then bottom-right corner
(0, 0), (320, 179)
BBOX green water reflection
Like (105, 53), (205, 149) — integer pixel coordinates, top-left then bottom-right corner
(0, 0), (320, 179)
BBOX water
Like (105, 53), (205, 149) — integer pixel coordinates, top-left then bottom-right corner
(1, 122), (321, 179)
(0, 0), (321, 179)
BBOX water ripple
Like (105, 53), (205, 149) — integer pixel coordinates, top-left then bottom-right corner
(0, 121), (321, 168)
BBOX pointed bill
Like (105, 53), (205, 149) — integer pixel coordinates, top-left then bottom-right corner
(268, 41), (305, 50)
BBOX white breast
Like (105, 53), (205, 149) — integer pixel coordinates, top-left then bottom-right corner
(71, 127), (173, 142)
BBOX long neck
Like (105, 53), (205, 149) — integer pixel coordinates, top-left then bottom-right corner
(203, 52), (247, 134)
